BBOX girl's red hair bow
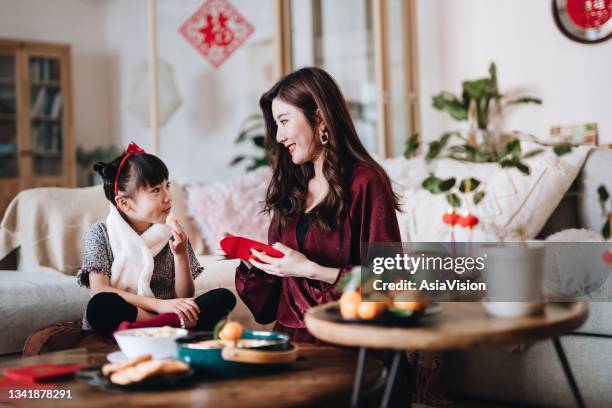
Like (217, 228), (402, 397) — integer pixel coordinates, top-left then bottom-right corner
(114, 142), (145, 197)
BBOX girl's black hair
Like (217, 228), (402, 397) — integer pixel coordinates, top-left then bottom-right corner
(93, 153), (169, 205)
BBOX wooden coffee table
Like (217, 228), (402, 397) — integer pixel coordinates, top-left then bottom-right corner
(305, 301), (589, 408)
(0, 345), (384, 407)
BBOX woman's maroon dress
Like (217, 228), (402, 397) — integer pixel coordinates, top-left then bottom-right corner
(235, 163), (401, 342)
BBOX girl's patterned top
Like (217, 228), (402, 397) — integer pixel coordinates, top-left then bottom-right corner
(77, 220), (204, 330)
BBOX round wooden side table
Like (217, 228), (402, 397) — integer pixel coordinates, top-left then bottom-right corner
(305, 301), (589, 408)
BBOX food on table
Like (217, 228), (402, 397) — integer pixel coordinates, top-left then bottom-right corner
(218, 321), (244, 341)
(107, 359), (190, 385)
(187, 339), (279, 349)
(339, 291), (361, 318)
(127, 326), (179, 337)
(101, 354), (152, 377)
(356, 301), (386, 320)
(392, 300), (428, 312)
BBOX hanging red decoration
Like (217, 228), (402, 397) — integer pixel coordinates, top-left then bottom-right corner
(442, 210), (460, 226)
(458, 213), (479, 229)
(179, 0), (255, 69)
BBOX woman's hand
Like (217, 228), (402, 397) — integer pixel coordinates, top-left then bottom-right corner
(214, 232), (232, 260)
(168, 219), (188, 257)
(215, 232), (252, 269)
(249, 243), (316, 279)
(250, 243), (341, 284)
(154, 298), (200, 327)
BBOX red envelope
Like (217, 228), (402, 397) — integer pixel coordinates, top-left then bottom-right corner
(221, 236), (284, 263)
(4, 364), (84, 382)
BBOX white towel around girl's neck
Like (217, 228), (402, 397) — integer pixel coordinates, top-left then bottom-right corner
(106, 204), (172, 297)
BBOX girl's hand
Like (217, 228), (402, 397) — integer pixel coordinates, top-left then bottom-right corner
(168, 219), (188, 257)
(249, 243), (315, 279)
(154, 298), (200, 327)
(215, 232), (252, 268)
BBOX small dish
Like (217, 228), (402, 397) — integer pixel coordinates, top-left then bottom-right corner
(76, 365), (196, 391)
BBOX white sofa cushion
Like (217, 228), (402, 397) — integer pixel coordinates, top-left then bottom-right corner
(0, 271), (90, 355)
(383, 143), (592, 241)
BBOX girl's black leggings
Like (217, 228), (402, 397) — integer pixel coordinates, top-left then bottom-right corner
(86, 288), (236, 336)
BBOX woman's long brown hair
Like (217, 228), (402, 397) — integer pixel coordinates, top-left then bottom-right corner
(260, 67), (400, 230)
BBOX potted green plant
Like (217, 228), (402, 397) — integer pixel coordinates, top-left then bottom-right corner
(230, 114), (269, 172)
(431, 62), (541, 145)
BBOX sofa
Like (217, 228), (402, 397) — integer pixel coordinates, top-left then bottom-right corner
(0, 146), (610, 407)
(0, 182), (270, 356)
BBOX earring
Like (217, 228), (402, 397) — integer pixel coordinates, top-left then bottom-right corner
(320, 131), (329, 145)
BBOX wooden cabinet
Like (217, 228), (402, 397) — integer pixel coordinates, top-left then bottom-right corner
(0, 39), (75, 217)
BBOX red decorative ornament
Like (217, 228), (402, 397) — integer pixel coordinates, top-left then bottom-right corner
(458, 214), (479, 229)
(179, 0), (255, 69)
(442, 211), (460, 226)
(602, 250), (612, 266)
(566, 0), (612, 29)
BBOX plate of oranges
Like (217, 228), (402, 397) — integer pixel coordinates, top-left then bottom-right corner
(331, 291), (441, 326)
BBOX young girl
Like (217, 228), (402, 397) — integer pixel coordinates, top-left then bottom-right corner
(77, 142), (235, 337)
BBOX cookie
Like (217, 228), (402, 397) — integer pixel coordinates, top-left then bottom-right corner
(109, 360), (190, 385)
(102, 354), (152, 377)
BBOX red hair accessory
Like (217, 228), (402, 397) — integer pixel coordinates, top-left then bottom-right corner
(114, 142), (145, 197)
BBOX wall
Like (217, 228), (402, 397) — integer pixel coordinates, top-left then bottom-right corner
(104, 0), (277, 185)
(0, 0), (112, 150)
(417, 0), (612, 145)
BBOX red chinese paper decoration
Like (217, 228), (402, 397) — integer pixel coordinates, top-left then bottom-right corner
(566, 0), (612, 29)
(179, 0), (255, 68)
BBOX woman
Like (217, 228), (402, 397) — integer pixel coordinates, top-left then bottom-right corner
(217, 67), (401, 342)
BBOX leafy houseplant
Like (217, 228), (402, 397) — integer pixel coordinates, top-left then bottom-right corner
(404, 62), (577, 241)
(230, 114), (269, 172)
(432, 62), (541, 132)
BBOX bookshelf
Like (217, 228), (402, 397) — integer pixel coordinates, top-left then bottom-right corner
(0, 39), (74, 217)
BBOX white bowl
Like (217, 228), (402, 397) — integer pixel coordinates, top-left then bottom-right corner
(114, 327), (188, 360)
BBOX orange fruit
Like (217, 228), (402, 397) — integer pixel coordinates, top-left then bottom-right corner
(392, 300), (428, 312)
(339, 291), (361, 319)
(218, 321), (243, 341)
(357, 302), (386, 320)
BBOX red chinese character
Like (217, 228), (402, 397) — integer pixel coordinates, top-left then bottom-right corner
(180, 0), (254, 68)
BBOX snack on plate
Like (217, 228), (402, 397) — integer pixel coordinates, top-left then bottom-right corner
(129, 326), (178, 337)
(392, 300), (428, 312)
(166, 214), (176, 225)
(102, 355), (189, 385)
(101, 354), (152, 377)
(188, 339), (277, 349)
